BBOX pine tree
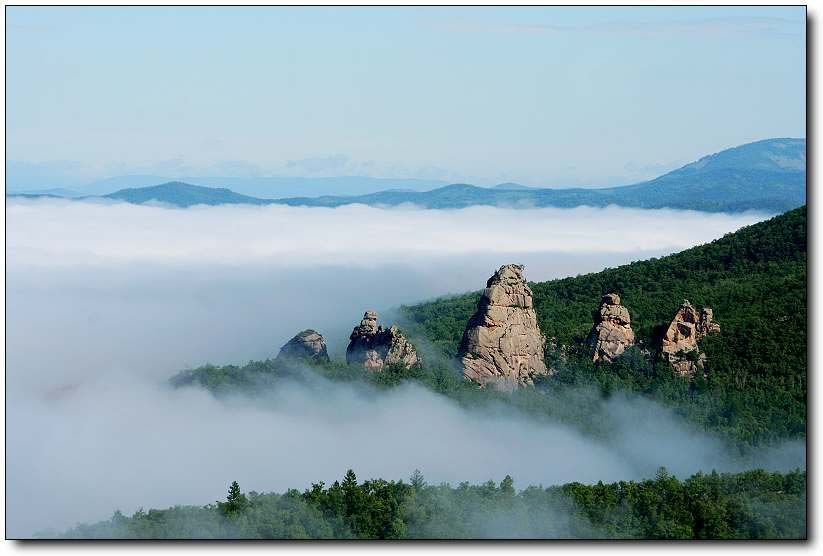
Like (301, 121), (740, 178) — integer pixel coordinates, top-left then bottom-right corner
(342, 469), (358, 490)
(410, 469), (426, 490)
(219, 480), (248, 517)
(500, 475), (515, 496)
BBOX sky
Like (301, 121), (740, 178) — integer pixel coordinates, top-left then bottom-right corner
(6, 6), (806, 187)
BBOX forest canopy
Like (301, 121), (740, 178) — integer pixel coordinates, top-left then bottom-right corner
(59, 468), (806, 540)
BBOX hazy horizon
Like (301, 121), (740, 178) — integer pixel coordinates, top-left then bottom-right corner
(6, 135), (808, 196)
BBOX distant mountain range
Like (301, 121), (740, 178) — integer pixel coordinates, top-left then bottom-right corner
(8, 175), (449, 199)
(7, 138), (805, 213)
(273, 139), (805, 213)
(103, 182), (271, 208)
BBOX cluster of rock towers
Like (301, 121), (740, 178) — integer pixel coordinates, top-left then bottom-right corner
(275, 264), (720, 388)
(584, 292), (720, 376)
(275, 311), (421, 371)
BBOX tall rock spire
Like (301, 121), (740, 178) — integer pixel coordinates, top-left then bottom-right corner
(586, 293), (635, 362)
(458, 264), (548, 388)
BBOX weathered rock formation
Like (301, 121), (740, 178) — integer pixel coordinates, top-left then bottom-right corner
(346, 311), (420, 370)
(458, 264), (548, 388)
(661, 300), (720, 376)
(696, 307), (721, 339)
(276, 329), (330, 363)
(586, 293), (635, 362)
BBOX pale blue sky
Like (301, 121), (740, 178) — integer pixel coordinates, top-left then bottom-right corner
(6, 6), (806, 187)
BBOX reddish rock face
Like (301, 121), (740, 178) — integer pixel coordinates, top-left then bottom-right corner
(586, 293), (635, 362)
(346, 311), (420, 371)
(661, 300), (720, 376)
(458, 264), (548, 389)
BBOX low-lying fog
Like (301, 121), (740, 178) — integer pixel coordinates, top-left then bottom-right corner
(7, 199), (799, 536)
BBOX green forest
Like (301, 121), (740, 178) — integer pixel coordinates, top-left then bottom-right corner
(60, 468), (805, 539)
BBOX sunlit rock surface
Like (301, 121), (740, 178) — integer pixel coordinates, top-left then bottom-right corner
(459, 264), (548, 388)
(661, 300), (720, 376)
(587, 293), (636, 362)
(346, 311), (420, 370)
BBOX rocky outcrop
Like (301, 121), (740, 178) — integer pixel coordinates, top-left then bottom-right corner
(696, 307), (721, 339)
(346, 311), (420, 370)
(586, 293), (635, 362)
(276, 329), (330, 363)
(661, 300), (720, 376)
(458, 264), (548, 388)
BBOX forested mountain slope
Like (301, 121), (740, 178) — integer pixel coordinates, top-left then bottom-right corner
(402, 207), (807, 445)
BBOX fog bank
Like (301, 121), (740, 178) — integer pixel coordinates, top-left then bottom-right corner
(6, 200), (791, 536)
(7, 199), (767, 266)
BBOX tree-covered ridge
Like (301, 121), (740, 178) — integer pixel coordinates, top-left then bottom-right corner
(59, 468), (805, 540)
(403, 206), (805, 351)
(401, 207), (807, 446)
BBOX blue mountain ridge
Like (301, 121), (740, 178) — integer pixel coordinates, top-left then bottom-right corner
(7, 138), (805, 213)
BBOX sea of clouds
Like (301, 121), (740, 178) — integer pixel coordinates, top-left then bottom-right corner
(7, 199), (801, 536)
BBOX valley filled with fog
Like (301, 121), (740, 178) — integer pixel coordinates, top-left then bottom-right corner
(6, 199), (801, 536)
